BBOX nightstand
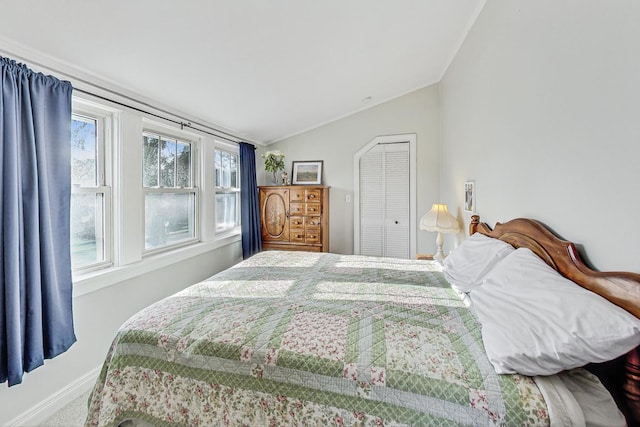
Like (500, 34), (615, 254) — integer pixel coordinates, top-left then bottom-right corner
(416, 254), (434, 261)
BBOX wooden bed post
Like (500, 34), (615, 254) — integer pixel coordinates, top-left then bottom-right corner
(625, 347), (640, 423)
(469, 215), (480, 235)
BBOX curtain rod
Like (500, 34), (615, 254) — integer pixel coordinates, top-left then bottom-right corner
(74, 87), (239, 144)
(0, 51), (243, 144)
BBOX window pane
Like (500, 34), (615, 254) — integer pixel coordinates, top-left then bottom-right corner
(160, 138), (176, 187)
(70, 193), (104, 268)
(143, 135), (159, 187)
(176, 142), (191, 187)
(214, 149), (239, 189)
(215, 150), (221, 187)
(230, 153), (238, 188)
(216, 191), (239, 232)
(71, 116), (97, 187)
(145, 192), (195, 250)
(222, 152), (231, 188)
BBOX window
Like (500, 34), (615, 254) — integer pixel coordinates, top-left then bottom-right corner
(70, 112), (111, 271)
(214, 148), (240, 233)
(67, 94), (243, 287)
(143, 132), (197, 251)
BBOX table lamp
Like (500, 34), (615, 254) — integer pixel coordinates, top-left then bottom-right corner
(419, 203), (460, 261)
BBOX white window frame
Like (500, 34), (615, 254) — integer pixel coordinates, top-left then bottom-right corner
(142, 127), (200, 255)
(214, 141), (241, 237)
(65, 95), (243, 297)
(70, 100), (113, 273)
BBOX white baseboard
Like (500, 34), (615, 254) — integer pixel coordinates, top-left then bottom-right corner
(7, 366), (101, 427)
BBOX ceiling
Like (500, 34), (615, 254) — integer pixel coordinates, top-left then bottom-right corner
(0, 1), (484, 144)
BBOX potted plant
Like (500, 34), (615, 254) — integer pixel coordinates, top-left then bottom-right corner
(261, 150), (285, 184)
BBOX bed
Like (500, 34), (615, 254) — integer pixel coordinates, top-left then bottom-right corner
(85, 216), (640, 426)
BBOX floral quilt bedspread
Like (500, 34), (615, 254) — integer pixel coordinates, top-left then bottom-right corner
(86, 251), (549, 426)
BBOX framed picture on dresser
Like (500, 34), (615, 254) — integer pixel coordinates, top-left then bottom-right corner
(292, 160), (323, 185)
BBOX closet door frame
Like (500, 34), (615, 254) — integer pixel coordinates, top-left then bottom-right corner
(353, 133), (416, 258)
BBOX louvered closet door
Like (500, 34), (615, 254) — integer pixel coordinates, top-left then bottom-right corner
(359, 143), (410, 259)
(383, 144), (409, 258)
(359, 146), (384, 256)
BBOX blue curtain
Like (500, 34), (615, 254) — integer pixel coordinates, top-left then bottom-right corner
(239, 142), (262, 258)
(0, 57), (76, 386)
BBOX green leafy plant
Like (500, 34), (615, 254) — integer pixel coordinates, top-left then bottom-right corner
(261, 150), (285, 173)
(261, 150), (286, 184)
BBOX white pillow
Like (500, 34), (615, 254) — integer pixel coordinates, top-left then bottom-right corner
(443, 233), (514, 292)
(472, 248), (640, 376)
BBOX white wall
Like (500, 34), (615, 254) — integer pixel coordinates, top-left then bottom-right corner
(440, 0), (640, 273)
(258, 85), (442, 256)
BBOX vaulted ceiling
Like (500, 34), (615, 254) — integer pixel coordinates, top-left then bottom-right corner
(0, 1), (484, 144)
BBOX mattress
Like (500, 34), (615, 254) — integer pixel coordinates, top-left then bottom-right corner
(85, 251), (618, 426)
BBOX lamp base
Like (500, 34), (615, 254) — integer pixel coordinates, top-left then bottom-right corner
(434, 231), (446, 262)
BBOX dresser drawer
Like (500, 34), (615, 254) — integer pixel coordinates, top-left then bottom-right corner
(290, 216), (305, 227)
(306, 204), (321, 215)
(305, 189), (322, 202)
(290, 203), (305, 215)
(290, 229), (306, 242)
(306, 216), (321, 229)
(305, 231), (321, 244)
(290, 188), (306, 202)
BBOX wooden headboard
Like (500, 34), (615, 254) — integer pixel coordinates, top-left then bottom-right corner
(469, 215), (640, 318)
(468, 214), (640, 425)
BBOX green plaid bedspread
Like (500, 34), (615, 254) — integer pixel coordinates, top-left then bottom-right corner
(86, 251), (549, 426)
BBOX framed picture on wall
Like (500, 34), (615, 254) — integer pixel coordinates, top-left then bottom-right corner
(292, 161), (323, 185)
(464, 181), (475, 213)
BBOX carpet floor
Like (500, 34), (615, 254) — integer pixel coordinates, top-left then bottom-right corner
(39, 389), (90, 427)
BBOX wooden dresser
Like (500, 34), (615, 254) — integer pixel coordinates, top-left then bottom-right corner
(259, 185), (329, 252)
